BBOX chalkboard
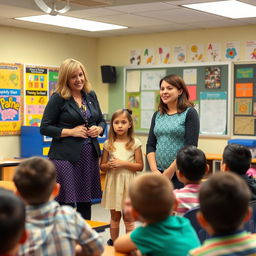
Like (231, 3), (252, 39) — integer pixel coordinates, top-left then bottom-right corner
(108, 62), (232, 137)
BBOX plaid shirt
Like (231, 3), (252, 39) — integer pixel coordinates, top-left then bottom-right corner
(18, 200), (104, 256)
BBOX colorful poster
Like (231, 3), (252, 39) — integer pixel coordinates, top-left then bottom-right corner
(142, 48), (155, 65)
(235, 98), (252, 115)
(236, 68), (253, 79)
(245, 41), (256, 60)
(236, 83), (253, 97)
(0, 63), (23, 135)
(225, 41), (239, 60)
(205, 67), (221, 89)
(49, 68), (59, 96)
(25, 66), (48, 126)
(207, 43), (221, 62)
(130, 49), (141, 66)
(189, 44), (204, 62)
(173, 45), (186, 63)
(157, 47), (170, 64)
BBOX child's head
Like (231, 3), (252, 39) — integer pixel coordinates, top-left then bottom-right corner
(176, 145), (207, 183)
(129, 173), (174, 223)
(0, 188), (26, 255)
(108, 108), (134, 150)
(222, 143), (252, 175)
(13, 157), (57, 205)
(198, 172), (251, 234)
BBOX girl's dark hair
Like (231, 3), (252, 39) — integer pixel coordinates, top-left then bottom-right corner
(158, 74), (194, 114)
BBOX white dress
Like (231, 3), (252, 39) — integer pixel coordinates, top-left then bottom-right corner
(101, 138), (142, 211)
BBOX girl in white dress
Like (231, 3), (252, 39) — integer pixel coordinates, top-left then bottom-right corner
(100, 109), (143, 245)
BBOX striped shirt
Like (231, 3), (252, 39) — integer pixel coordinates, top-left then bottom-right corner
(18, 200), (104, 256)
(174, 183), (200, 216)
(188, 231), (256, 256)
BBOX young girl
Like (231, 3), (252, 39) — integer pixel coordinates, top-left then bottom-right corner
(100, 109), (144, 245)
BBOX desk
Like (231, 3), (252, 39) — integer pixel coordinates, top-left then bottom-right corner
(0, 159), (23, 180)
(102, 246), (130, 256)
(85, 220), (110, 233)
(205, 153), (256, 173)
(0, 180), (16, 191)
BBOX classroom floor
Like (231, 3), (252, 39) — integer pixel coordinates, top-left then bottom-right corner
(91, 203), (126, 245)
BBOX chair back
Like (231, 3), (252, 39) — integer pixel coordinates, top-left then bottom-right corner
(244, 200), (256, 233)
(183, 207), (210, 243)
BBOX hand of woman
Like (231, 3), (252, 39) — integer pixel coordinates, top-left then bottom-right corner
(86, 125), (102, 138)
(70, 125), (88, 138)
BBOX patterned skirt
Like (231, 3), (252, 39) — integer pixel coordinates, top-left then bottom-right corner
(51, 142), (102, 203)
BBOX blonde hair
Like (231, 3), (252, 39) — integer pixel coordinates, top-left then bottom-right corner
(55, 58), (91, 99)
(107, 109), (134, 152)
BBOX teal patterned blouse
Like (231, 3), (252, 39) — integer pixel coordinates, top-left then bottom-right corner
(146, 107), (199, 171)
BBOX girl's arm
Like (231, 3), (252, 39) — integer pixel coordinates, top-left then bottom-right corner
(110, 147), (144, 172)
(100, 149), (111, 172)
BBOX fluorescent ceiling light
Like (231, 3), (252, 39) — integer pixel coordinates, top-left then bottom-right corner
(182, 0), (256, 19)
(15, 15), (127, 32)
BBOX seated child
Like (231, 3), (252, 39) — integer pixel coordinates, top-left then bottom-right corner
(222, 143), (256, 200)
(0, 187), (27, 256)
(189, 172), (256, 256)
(13, 156), (104, 256)
(174, 145), (207, 216)
(114, 173), (200, 256)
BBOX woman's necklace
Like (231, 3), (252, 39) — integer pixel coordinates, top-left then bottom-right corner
(73, 96), (87, 111)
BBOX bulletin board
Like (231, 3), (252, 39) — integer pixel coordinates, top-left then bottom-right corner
(233, 62), (256, 136)
(109, 62), (232, 137)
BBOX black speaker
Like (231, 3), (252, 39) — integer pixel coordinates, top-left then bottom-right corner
(101, 65), (116, 83)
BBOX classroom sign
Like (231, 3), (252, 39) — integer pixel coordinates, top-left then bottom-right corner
(0, 63), (23, 135)
(25, 66), (48, 126)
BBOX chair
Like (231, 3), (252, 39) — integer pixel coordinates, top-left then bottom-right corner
(243, 200), (256, 233)
(183, 207), (210, 244)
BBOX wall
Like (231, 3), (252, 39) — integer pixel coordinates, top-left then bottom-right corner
(1, 24), (256, 158)
(97, 24), (256, 155)
(0, 25), (98, 158)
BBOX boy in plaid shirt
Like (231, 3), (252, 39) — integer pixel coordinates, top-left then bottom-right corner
(14, 157), (104, 256)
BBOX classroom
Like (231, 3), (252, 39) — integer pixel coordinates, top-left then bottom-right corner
(0, 0), (256, 160)
(1, 0), (256, 255)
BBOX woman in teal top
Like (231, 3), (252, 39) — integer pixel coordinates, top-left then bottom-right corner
(146, 74), (199, 188)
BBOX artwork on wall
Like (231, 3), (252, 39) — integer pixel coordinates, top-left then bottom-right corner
(0, 63), (23, 135)
(207, 42), (221, 62)
(157, 47), (171, 64)
(205, 66), (221, 89)
(225, 41), (239, 60)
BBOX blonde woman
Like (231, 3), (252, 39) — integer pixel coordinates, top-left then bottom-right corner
(40, 58), (106, 219)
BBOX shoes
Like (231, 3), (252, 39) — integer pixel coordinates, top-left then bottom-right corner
(107, 239), (113, 246)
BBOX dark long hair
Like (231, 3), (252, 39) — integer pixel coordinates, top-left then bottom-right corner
(158, 74), (194, 114)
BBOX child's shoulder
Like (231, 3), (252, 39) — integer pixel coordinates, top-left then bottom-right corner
(134, 137), (142, 148)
